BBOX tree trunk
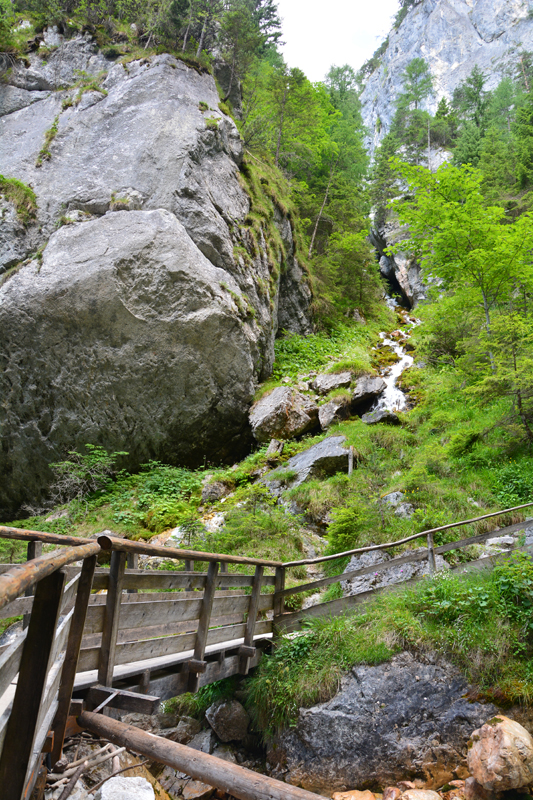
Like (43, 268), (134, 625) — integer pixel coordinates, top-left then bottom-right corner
(308, 158), (338, 258)
(223, 51), (237, 103)
(196, 13), (208, 58)
(482, 290), (496, 373)
(274, 86), (288, 167)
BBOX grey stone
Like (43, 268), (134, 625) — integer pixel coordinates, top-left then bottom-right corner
(352, 375), (387, 407)
(188, 729), (216, 753)
(341, 547), (448, 597)
(361, 408), (401, 425)
(311, 371), (352, 395)
(270, 652), (499, 794)
(0, 85), (51, 117)
(319, 398), (352, 430)
(249, 387), (319, 442)
(201, 481), (230, 504)
(166, 716), (202, 744)
(95, 777), (154, 800)
(205, 699), (250, 742)
(281, 435), (350, 490)
(394, 502), (415, 519)
(382, 491), (405, 507)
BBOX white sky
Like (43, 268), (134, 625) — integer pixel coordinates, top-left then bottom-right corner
(275, 0), (400, 82)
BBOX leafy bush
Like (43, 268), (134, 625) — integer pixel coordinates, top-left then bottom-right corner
(0, 176), (37, 224)
(491, 459), (533, 507)
(49, 444), (128, 505)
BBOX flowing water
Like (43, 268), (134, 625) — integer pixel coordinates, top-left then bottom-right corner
(373, 300), (419, 413)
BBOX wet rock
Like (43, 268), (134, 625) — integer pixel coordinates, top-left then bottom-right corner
(401, 792), (441, 800)
(464, 778), (498, 800)
(352, 376), (387, 409)
(333, 792), (376, 800)
(467, 715), (533, 791)
(319, 398), (352, 430)
(361, 409), (401, 425)
(341, 548), (448, 597)
(182, 781), (215, 800)
(271, 652), (499, 794)
(166, 716), (202, 744)
(94, 776), (154, 800)
(311, 371), (353, 395)
(249, 387), (319, 442)
(205, 699), (250, 742)
(189, 729), (216, 754)
(280, 435), (350, 489)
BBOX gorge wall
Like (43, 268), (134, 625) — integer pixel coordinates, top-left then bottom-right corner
(0, 36), (312, 519)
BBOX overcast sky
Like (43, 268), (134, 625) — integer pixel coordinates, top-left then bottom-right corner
(275, 0), (400, 82)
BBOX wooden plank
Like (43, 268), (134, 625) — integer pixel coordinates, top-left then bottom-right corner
(52, 554), (97, 765)
(98, 551), (126, 686)
(86, 685), (159, 715)
(24, 698), (58, 799)
(79, 710), (324, 800)
(273, 566), (285, 623)
(277, 588), (378, 633)
(0, 570), (81, 621)
(188, 561), (219, 692)
(127, 552), (139, 594)
(98, 535), (282, 567)
(84, 593), (272, 635)
(89, 589), (242, 605)
(91, 570), (274, 592)
(239, 566), (263, 675)
(0, 629), (27, 698)
(0, 526), (92, 546)
(0, 542), (100, 612)
(0, 569), (66, 800)
(23, 541), (42, 629)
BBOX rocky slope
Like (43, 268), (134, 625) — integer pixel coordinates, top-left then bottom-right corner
(0, 34), (312, 519)
(360, 0), (533, 157)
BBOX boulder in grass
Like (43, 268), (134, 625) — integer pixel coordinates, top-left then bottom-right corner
(311, 371), (353, 395)
(467, 715), (533, 792)
(352, 375), (387, 408)
(281, 435), (350, 489)
(249, 386), (319, 442)
(361, 408), (401, 425)
(319, 397), (352, 430)
(205, 699), (250, 742)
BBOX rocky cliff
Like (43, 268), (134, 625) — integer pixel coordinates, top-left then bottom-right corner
(0, 33), (312, 519)
(360, 0), (533, 157)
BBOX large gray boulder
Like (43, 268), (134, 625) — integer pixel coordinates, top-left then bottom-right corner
(0, 43), (312, 518)
(205, 699), (250, 742)
(249, 387), (319, 442)
(311, 371), (352, 395)
(270, 652), (498, 794)
(282, 435), (350, 489)
(341, 547), (448, 597)
(352, 375), (386, 409)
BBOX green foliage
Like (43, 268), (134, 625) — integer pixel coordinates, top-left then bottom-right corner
(165, 677), (238, 719)
(491, 459), (533, 507)
(0, 175), (37, 224)
(36, 114), (60, 167)
(49, 444), (129, 505)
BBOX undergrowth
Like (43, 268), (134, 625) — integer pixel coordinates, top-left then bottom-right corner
(246, 555), (533, 739)
(0, 176), (37, 224)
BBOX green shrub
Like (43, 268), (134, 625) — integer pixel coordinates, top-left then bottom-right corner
(0, 176), (37, 224)
(49, 444), (128, 505)
(36, 115), (60, 166)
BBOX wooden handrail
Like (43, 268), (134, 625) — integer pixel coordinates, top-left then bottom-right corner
(0, 525), (93, 546)
(282, 501), (533, 567)
(0, 541), (101, 611)
(97, 534), (282, 568)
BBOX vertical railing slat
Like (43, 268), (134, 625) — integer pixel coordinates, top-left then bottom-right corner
(239, 565), (264, 675)
(187, 560), (219, 693)
(98, 550), (126, 687)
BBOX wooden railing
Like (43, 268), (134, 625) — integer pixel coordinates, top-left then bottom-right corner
(1, 502), (533, 799)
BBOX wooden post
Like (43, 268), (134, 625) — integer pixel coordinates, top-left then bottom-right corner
(239, 566), (263, 675)
(0, 569), (66, 800)
(127, 552), (139, 594)
(51, 555), (97, 766)
(427, 531), (436, 573)
(79, 710), (326, 800)
(187, 560), (219, 693)
(184, 559), (193, 572)
(98, 550), (126, 687)
(23, 540), (43, 630)
(220, 560), (228, 590)
(273, 566), (285, 628)
(348, 446), (354, 477)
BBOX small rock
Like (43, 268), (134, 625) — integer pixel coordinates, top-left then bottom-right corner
(265, 438), (285, 459)
(182, 780), (215, 800)
(205, 699), (250, 742)
(94, 776), (155, 800)
(383, 789), (402, 800)
(157, 710), (178, 729)
(332, 792), (376, 800)
(464, 778), (499, 800)
(394, 502), (415, 519)
(382, 491), (405, 507)
(166, 716), (202, 744)
(249, 386), (319, 442)
(352, 375), (387, 408)
(276, 435), (350, 490)
(361, 409), (401, 425)
(319, 397), (352, 429)
(311, 371), (353, 395)
(467, 715), (533, 791)
(188, 729), (216, 753)
(397, 783), (417, 791)
(201, 481), (230, 503)
(401, 792), (441, 800)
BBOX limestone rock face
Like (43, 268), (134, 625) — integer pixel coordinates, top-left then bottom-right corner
(270, 652), (498, 794)
(0, 40), (312, 518)
(311, 371), (353, 395)
(249, 387), (319, 442)
(467, 715), (533, 791)
(282, 435), (350, 488)
(341, 547), (448, 597)
(360, 0), (533, 159)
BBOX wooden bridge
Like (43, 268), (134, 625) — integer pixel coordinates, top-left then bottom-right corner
(1, 501), (533, 800)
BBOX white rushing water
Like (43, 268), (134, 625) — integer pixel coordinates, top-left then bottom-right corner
(373, 306), (420, 413)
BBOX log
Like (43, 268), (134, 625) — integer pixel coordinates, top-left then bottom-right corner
(0, 526), (92, 547)
(85, 685), (160, 715)
(97, 534), (282, 567)
(188, 560), (219, 692)
(79, 711), (326, 800)
(98, 551), (126, 686)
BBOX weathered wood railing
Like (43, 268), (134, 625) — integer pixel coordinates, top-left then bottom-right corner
(1, 501), (533, 799)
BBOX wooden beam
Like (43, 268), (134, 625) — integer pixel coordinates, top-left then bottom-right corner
(0, 569), (66, 800)
(0, 526), (92, 546)
(98, 534), (282, 567)
(98, 551), (126, 687)
(78, 711), (326, 800)
(239, 566), (263, 675)
(127, 552), (139, 594)
(273, 566), (285, 625)
(427, 531), (436, 573)
(85, 685), (160, 715)
(51, 555), (97, 765)
(188, 560), (219, 693)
